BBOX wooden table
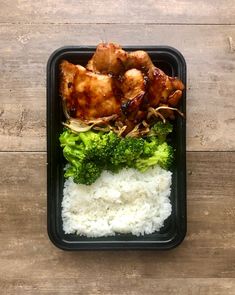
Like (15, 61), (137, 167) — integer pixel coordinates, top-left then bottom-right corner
(1, 1), (235, 294)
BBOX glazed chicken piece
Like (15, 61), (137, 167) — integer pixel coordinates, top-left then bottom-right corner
(120, 68), (146, 121)
(126, 50), (155, 73)
(86, 43), (183, 109)
(60, 43), (184, 136)
(61, 59), (147, 122)
(60, 60), (121, 120)
(59, 59), (78, 102)
(87, 43), (154, 75)
(147, 67), (184, 107)
(87, 43), (127, 75)
(121, 69), (145, 101)
(117, 68), (147, 134)
(86, 44), (151, 122)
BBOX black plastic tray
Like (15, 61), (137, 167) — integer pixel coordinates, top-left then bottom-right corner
(47, 45), (187, 250)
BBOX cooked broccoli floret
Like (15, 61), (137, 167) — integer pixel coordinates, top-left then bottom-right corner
(79, 130), (120, 162)
(111, 137), (144, 169)
(59, 129), (120, 184)
(148, 121), (173, 143)
(78, 130), (102, 147)
(61, 131), (103, 185)
(59, 129), (80, 147)
(63, 145), (86, 164)
(59, 125), (174, 185)
(73, 162), (101, 185)
(65, 162), (101, 185)
(142, 137), (159, 157)
(135, 142), (174, 172)
(60, 129), (120, 162)
(96, 131), (121, 162)
(64, 165), (76, 178)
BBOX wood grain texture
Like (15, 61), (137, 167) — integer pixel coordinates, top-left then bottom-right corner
(0, 0), (235, 25)
(0, 278), (235, 295)
(0, 152), (234, 294)
(0, 24), (235, 151)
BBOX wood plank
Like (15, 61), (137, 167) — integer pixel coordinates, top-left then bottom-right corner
(0, 0), (235, 25)
(0, 151), (234, 294)
(1, 24), (235, 152)
(0, 278), (234, 295)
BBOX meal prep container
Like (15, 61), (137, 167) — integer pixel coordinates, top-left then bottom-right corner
(47, 46), (187, 250)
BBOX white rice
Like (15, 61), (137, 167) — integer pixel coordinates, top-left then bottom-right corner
(62, 166), (172, 237)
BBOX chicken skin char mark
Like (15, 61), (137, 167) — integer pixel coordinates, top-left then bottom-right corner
(60, 42), (184, 135)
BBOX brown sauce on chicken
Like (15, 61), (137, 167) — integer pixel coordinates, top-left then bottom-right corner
(60, 42), (184, 135)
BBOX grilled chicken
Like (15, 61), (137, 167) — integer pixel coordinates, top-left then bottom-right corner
(121, 69), (145, 100)
(87, 43), (127, 75)
(60, 42), (184, 136)
(87, 43), (154, 75)
(60, 60), (121, 120)
(147, 67), (184, 119)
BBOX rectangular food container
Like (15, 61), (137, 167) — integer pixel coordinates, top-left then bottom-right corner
(47, 45), (187, 250)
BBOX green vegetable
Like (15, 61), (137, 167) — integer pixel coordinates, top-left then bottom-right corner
(148, 121), (173, 143)
(135, 142), (174, 172)
(65, 162), (102, 185)
(59, 122), (174, 185)
(60, 129), (120, 185)
(142, 137), (159, 157)
(59, 129), (80, 147)
(111, 137), (145, 170)
(62, 144), (102, 185)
